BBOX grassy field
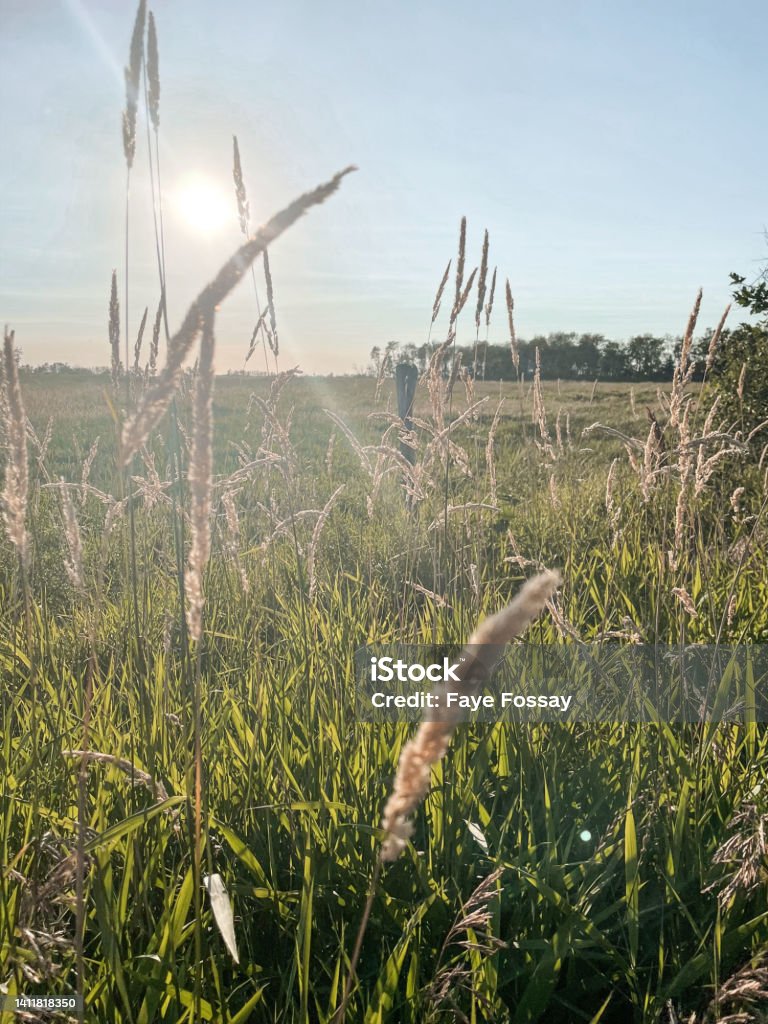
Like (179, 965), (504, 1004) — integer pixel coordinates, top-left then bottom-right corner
(2, 5), (767, 1021)
(2, 362), (768, 1023)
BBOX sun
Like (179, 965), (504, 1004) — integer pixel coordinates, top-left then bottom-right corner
(173, 176), (232, 235)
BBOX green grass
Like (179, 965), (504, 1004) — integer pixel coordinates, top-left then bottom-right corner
(1, 370), (768, 1023)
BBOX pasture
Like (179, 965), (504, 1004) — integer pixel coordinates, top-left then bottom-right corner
(2, 363), (768, 1022)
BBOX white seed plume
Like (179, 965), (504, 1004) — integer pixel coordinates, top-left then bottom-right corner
(1, 328), (29, 570)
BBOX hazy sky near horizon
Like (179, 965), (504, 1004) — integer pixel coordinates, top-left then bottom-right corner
(1, 0), (766, 373)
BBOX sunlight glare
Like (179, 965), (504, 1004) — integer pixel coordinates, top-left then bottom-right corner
(173, 176), (232, 235)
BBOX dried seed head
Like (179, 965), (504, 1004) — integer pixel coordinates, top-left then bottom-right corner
(705, 303), (730, 372)
(232, 135), (250, 237)
(505, 278), (518, 374)
(122, 1), (146, 169)
(109, 271), (121, 390)
(672, 587), (697, 618)
(186, 315), (215, 643)
(455, 267), (477, 319)
(450, 216), (467, 322)
(58, 480), (85, 594)
(380, 571), (561, 861)
(147, 11), (160, 131)
(737, 362), (746, 402)
(244, 309), (268, 367)
(475, 229), (489, 330)
(484, 266), (497, 328)
(133, 306), (148, 374)
(149, 292), (162, 375)
(431, 259), (451, 325)
(263, 249), (278, 357)
(1, 327), (29, 569)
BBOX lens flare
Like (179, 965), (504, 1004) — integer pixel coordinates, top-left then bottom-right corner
(173, 176), (232, 235)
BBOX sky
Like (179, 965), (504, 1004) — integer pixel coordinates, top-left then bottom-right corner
(1, 0), (766, 374)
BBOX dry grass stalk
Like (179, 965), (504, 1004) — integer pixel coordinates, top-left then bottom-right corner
(186, 315), (215, 643)
(307, 484), (344, 600)
(679, 288), (702, 386)
(62, 750), (169, 804)
(1, 328), (29, 569)
(605, 457), (620, 526)
(424, 867), (506, 1018)
(109, 271), (121, 390)
(474, 229), (489, 330)
(28, 416), (53, 481)
(120, 166), (354, 465)
(669, 289), (701, 429)
(505, 278), (518, 376)
(672, 406), (695, 559)
(532, 348), (554, 458)
(324, 409), (373, 476)
(149, 291), (162, 375)
(232, 135), (250, 237)
(80, 438), (102, 505)
(221, 486), (249, 595)
(257, 507), (319, 556)
(699, 951), (768, 1024)
(705, 803), (768, 911)
(409, 582), (452, 608)
(244, 310), (268, 368)
(730, 486), (746, 516)
(486, 398), (504, 505)
(58, 480), (85, 594)
(548, 472), (561, 509)
(671, 587), (697, 618)
(737, 362), (747, 403)
(432, 259), (451, 324)
(450, 217), (467, 322)
(641, 420), (662, 501)
(254, 404), (297, 478)
(554, 408), (564, 452)
(705, 303), (730, 373)
(262, 249), (279, 357)
(122, 0), (146, 169)
(455, 267), (478, 319)
(380, 570), (562, 861)
(373, 349), (391, 402)
(459, 364), (474, 410)
(485, 266), (497, 328)
(424, 329), (456, 432)
(146, 11), (160, 131)
(446, 351), (464, 406)
(133, 448), (170, 511)
(133, 305), (148, 373)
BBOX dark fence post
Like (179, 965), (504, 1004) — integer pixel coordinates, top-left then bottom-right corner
(395, 363), (418, 466)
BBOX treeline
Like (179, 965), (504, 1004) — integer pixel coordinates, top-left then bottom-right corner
(370, 328), (721, 382)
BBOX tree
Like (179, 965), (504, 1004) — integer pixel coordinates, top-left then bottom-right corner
(600, 340), (629, 380)
(575, 333), (604, 378)
(626, 334), (668, 380)
(710, 266), (768, 445)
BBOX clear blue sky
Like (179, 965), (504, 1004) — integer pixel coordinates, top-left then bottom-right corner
(1, 0), (766, 373)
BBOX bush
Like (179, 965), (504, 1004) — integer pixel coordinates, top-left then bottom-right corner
(711, 268), (768, 446)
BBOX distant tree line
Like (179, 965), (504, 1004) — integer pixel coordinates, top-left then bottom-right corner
(370, 329), (723, 382)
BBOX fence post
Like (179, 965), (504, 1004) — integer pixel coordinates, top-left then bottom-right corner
(395, 363), (418, 466)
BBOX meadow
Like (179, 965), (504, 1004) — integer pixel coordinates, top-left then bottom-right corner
(2, 3), (768, 1020)
(2, 356), (768, 1023)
